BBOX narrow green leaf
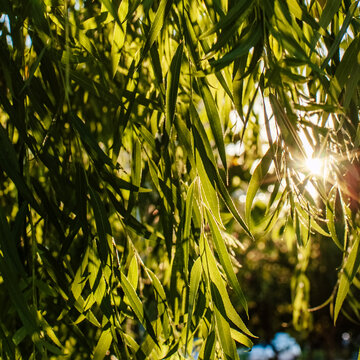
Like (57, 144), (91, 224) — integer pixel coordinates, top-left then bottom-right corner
(0, 203), (26, 277)
(111, 21), (126, 77)
(0, 124), (40, 212)
(184, 181), (195, 241)
(147, 269), (167, 301)
(37, 311), (63, 349)
(211, 282), (240, 360)
(269, 94), (305, 158)
(175, 116), (196, 170)
(340, 36), (360, 108)
(71, 113), (115, 169)
(93, 327), (112, 360)
(0, 254), (38, 337)
(68, 68), (161, 109)
(334, 36), (360, 90)
(162, 341), (180, 359)
(215, 171), (252, 239)
(191, 102), (218, 164)
(285, 0), (319, 30)
(120, 271), (158, 344)
(197, 78), (227, 172)
(0, 207), (39, 336)
(20, 46), (47, 94)
(193, 113), (252, 237)
(75, 162), (88, 233)
(326, 192), (344, 246)
(199, 0), (248, 39)
(321, 3), (356, 69)
(133, 138), (142, 187)
(184, 180), (195, 277)
(107, 189), (163, 241)
(127, 255), (139, 290)
(100, 167), (151, 194)
(0, 323), (16, 359)
(88, 186), (112, 263)
(32, 178), (65, 239)
(74, 312), (100, 329)
(100, 0), (119, 22)
(71, 247), (90, 300)
(120, 270), (144, 322)
(149, 29), (165, 95)
(206, 208), (248, 315)
(138, 0), (172, 66)
(200, 234), (255, 337)
(37, 339), (63, 355)
(122, 333), (140, 353)
(212, 25), (262, 71)
(334, 236), (360, 323)
(318, 0), (342, 31)
(199, 331), (215, 360)
(230, 328), (253, 348)
(196, 149), (221, 224)
(166, 42), (183, 126)
(185, 257), (202, 355)
(246, 148), (273, 226)
(135, 123), (156, 151)
(128, 134), (142, 213)
(13, 326), (28, 346)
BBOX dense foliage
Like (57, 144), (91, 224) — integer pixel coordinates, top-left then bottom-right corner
(0, 0), (359, 358)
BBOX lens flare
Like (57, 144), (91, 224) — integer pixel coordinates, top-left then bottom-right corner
(304, 157), (325, 177)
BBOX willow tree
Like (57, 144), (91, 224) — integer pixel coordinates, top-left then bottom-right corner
(0, 0), (359, 358)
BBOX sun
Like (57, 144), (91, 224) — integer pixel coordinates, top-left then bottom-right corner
(304, 157), (326, 177)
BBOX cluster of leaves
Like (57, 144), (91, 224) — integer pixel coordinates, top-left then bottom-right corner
(0, 0), (359, 359)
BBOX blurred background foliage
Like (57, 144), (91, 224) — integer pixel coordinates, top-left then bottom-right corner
(0, 0), (359, 359)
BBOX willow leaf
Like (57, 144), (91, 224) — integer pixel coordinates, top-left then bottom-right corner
(127, 255), (139, 290)
(185, 257), (202, 356)
(111, 21), (126, 78)
(200, 234), (255, 337)
(326, 188), (346, 250)
(100, 0), (118, 22)
(0, 124), (40, 212)
(139, 0), (172, 66)
(132, 136), (142, 188)
(269, 94), (305, 158)
(88, 186), (112, 264)
(197, 78), (227, 172)
(246, 147), (273, 226)
(196, 149), (221, 224)
(175, 116), (196, 170)
(166, 42), (183, 127)
(93, 327), (112, 360)
(206, 208), (248, 315)
(318, 0), (342, 31)
(334, 36), (360, 90)
(212, 25), (262, 71)
(199, 0), (248, 39)
(199, 331), (216, 360)
(120, 271), (158, 345)
(211, 282), (240, 360)
(321, 3), (356, 69)
(71, 113), (115, 169)
(0, 259), (38, 340)
(230, 328), (253, 348)
(147, 269), (167, 301)
(183, 180), (195, 278)
(334, 236), (360, 323)
(215, 170), (252, 239)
